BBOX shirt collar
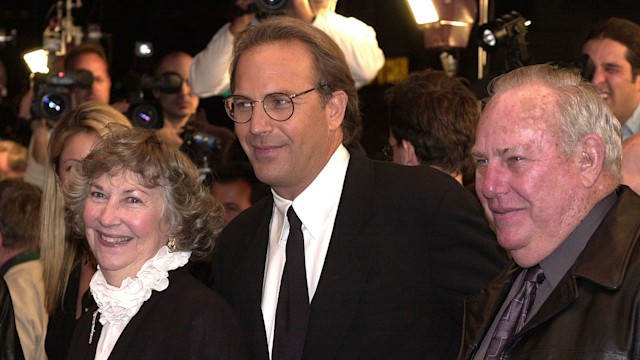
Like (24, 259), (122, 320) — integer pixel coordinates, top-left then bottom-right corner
(539, 191), (617, 288)
(622, 103), (640, 140)
(272, 144), (350, 241)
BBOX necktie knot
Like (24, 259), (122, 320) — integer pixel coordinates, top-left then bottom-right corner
(524, 265), (545, 285)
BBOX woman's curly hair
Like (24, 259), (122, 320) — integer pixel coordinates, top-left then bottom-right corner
(63, 128), (223, 259)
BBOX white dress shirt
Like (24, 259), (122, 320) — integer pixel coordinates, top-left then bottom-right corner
(261, 145), (349, 358)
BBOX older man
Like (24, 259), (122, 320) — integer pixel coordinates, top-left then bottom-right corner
(459, 64), (640, 359)
(212, 16), (505, 360)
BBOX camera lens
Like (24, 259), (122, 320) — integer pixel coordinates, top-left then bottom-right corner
(129, 103), (163, 129)
(183, 129), (220, 152)
(254, 0), (288, 12)
(40, 93), (71, 120)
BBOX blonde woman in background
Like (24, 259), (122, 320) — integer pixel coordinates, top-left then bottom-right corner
(39, 102), (131, 359)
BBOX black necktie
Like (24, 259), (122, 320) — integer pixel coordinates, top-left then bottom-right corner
(485, 265), (545, 360)
(273, 207), (309, 360)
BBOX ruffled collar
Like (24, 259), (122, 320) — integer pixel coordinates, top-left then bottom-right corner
(90, 246), (191, 325)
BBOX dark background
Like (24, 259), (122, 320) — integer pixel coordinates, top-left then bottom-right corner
(1, 0), (639, 156)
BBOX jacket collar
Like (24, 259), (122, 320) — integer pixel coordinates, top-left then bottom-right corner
(461, 186), (640, 359)
(573, 186), (640, 289)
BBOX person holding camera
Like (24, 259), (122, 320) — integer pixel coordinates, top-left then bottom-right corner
(189, 0), (385, 98)
(151, 51), (236, 166)
(21, 42), (123, 190)
(152, 52), (200, 148)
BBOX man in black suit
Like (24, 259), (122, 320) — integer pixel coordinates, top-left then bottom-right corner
(213, 16), (506, 360)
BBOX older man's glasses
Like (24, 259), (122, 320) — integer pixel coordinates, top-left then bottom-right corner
(223, 87), (318, 124)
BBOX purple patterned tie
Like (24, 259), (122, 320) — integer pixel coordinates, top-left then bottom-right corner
(485, 266), (545, 360)
(273, 207), (309, 360)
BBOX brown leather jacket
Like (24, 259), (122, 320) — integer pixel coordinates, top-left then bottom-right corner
(459, 186), (640, 360)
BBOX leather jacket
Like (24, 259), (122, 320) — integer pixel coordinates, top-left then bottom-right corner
(459, 186), (640, 360)
(0, 277), (24, 360)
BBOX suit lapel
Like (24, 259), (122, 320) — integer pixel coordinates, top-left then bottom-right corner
(232, 200), (272, 359)
(460, 264), (519, 359)
(520, 188), (640, 337)
(303, 152), (375, 358)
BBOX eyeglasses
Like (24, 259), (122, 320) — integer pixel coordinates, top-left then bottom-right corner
(155, 72), (185, 94)
(223, 87), (319, 124)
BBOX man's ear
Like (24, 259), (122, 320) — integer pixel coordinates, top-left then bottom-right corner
(578, 133), (606, 188)
(326, 90), (346, 131)
(401, 139), (421, 166)
(152, 88), (160, 100)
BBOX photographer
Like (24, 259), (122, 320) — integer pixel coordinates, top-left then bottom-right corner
(189, 0), (385, 97)
(151, 51), (236, 150)
(153, 52), (200, 148)
(21, 42), (123, 189)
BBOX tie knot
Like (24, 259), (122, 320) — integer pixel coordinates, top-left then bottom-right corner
(524, 265), (545, 285)
(287, 207), (302, 230)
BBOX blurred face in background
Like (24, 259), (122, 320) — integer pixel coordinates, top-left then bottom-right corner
(582, 38), (640, 124)
(153, 52), (199, 125)
(70, 52), (111, 106)
(211, 179), (252, 226)
(56, 131), (101, 184)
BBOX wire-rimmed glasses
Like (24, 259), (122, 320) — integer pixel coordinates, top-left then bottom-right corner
(223, 87), (319, 124)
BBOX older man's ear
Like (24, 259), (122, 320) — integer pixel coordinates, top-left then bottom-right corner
(578, 133), (607, 188)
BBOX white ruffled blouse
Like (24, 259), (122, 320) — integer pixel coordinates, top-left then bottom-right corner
(89, 245), (191, 360)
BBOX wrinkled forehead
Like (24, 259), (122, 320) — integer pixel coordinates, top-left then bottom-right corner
(484, 84), (558, 126)
(476, 84), (561, 146)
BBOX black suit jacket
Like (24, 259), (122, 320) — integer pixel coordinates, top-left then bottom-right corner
(213, 151), (506, 359)
(68, 267), (249, 360)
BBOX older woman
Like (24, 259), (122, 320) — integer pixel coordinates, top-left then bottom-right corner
(63, 129), (247, 359)
(40, 102), (132, 360)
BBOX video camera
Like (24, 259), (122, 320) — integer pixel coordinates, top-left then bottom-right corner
(126, 72), (222, 165)
(253, 0), (289, 12)
(30, 70), (93, 121)
(127, 71), (187, 129)
(234, 0), (289, 16)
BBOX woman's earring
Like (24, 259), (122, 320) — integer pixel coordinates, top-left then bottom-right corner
(167, 237), (177, 252)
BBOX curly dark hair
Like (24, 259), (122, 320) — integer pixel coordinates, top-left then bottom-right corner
(385, 69), (479, 175)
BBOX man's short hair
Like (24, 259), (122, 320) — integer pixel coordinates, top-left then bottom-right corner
(488, 64), (622, 179)
(385, 69), (479, 174)
(0, 179), (42, 251)
(583, 17), (640, 78)
(64, 42), (109, 72)
(229, 16), (362, 145)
